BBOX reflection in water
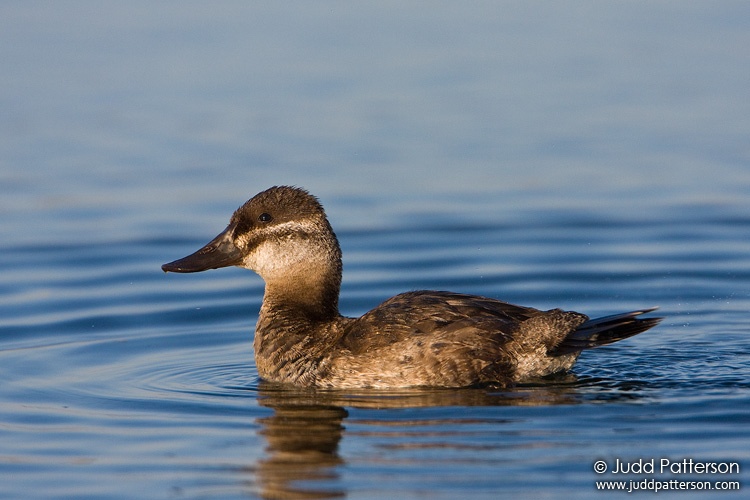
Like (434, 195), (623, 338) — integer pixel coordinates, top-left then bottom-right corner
(255, 397), (348, 499)
(250, 375), (636, 499)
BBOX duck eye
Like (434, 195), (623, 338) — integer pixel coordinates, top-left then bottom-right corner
(258, 212), (273, 223)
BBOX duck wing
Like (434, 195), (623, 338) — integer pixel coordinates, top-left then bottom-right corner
(341, 290), (551, 352)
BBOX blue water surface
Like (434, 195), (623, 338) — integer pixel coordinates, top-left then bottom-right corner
(1, 2), (749, 499)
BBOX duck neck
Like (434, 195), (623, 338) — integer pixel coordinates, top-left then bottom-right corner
(260, 263), (342, 322)
(250, 223), (345, 384)
(253, 258), (343, 386)
(252, 222), (344, 323)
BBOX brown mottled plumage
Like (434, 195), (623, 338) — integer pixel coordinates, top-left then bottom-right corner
(162, 186), (661, 388)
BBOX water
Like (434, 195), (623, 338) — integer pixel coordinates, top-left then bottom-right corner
(1, 2), (749, 498)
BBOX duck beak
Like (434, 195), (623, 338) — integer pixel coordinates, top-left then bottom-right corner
(162, 225), (242, 273)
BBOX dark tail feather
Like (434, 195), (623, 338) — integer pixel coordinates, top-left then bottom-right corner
(550, 307), (662, 356)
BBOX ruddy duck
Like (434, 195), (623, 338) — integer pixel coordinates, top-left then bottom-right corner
(162, 186), (661, 388)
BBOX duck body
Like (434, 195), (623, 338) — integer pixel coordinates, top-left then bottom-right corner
(163, 186), (661, 389)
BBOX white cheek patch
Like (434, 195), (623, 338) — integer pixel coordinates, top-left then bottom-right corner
(245, 240), (305, 277)
(237, 219), (320, 278)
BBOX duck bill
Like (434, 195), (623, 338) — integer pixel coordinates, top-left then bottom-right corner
(162, 225), (242, 273)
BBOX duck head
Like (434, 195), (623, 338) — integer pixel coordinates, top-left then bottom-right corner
(162, 186), (343, 316)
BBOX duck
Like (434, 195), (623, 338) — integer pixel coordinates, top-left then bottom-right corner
(162, 186), (661, 389)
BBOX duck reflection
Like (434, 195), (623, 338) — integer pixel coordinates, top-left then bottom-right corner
(251, 376), (599, 499)
(255, 397), (347, 499)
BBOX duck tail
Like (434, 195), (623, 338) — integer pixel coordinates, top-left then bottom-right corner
(550, 307), (662, 356)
